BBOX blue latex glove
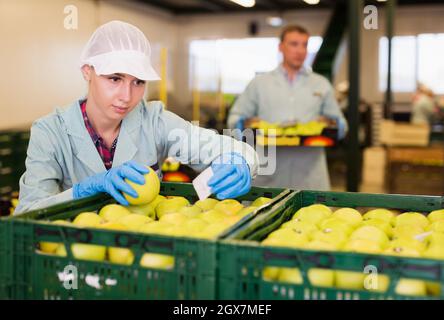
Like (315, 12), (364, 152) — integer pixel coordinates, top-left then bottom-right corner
(233, 116), (246, 141)
(208, 152), (251, 200)
(73, 161), (149, 206)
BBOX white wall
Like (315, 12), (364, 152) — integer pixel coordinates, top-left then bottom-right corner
(2, 2), (444, 130)
(0, 0), (178, 129)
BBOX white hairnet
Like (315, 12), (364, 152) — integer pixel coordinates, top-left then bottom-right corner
(80, 20), (160, 81)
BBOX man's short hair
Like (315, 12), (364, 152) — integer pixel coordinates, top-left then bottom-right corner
(280, 25), (310, 42)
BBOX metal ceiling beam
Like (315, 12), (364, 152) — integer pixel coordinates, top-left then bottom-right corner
(136, 0), (442, 16)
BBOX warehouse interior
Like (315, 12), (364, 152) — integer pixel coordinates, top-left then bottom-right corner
(1, 0), (443, 203)
(1, 0), (444, 301)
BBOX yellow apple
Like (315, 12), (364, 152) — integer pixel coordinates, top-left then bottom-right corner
(138, 221), (173, 235)
(319, 218), (353, 236)
(389, 238), (426, 253)
(268, 228), (307, 240)
(251, 197), (272, 207)
(428, 209), (444, 223)
(163, 225), (189, 237)
(349, 226), (389, 247)
(73, 212), (104, 227)
(159, 213), (189, 226)
(223, 215), (243, 227)
(305, 240), (340, 251)
(395, 212), (429, 229)
(336, 238), (382, 290)
(262, 232), (309, 248)
(178, 205), (202, 218)
(423, 246), (444, 296)
(149, 195), (167, 209)
(118, 214), (153, 230)
(237, 206), (257, 218)
(292, 207), (329, 225)
(426, 232), (444, 247)
(183, 218), (208, 233)
(308, 269), (335, 288)
(214, 199), (243, 215)
(395, 279), (427, 297)
(383, 235), (427, 296)
(310, 228), (348, 247)
(343, 238), (382, 254)
(426, 220), (444, 233)
(140, 253), (174, 270)
(360, 218), (393, 237)
(100, 222), (134, 265)
(363, 209), (396, 224)
(99, 204), (131, 222)
(423, 245), (444, 260)
(56, 243), (106, 262)
(383, 241), (422, 258)
(304, 240), (337, 288)
(306, 204), (332, 216)
(392, 224), (425, 241)
(199, 223), (228, 238)
(194, 198), (219, 211)
(40, 220), (71, 254)
(262, 267), (281, 281)
(319, 218), (354, 235)
(332, 208), (363, 227)
(123, 166), (160, 205)
(281, 220), (318, 235)
(156, 197), (190, 219)
(198, 209), (227, 224)
(128, 203), (156, 219)
(278, 268), (303, 285)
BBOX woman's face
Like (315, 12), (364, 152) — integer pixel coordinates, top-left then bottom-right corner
(81, 65), (146, 121)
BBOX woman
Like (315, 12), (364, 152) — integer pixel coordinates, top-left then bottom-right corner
(15, 21), (258, 214)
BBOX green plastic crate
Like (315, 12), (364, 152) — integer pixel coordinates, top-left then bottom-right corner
(218, 190), (444, 300)
(0, 182), (289, 300)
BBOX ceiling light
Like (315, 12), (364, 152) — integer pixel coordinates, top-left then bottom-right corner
(229, 0), (256, 8)
(266, 16), (284, 27)
(303, 0), (320, 4)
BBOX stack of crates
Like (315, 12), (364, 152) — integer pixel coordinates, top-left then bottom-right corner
(218, 191), (444, 300)
(0, 129), (30, 194)
(0, 132), (15, 198)
(0, 129), (30, 216)
(0, 182), (290, 300)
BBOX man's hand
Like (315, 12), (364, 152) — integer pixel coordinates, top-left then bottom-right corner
(317, 116), (337, 126)
(244, 117), (261, 128)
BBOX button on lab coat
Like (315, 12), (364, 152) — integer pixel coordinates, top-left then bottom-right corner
(228, 66), (347, 190)
(15, 99), (258, 214)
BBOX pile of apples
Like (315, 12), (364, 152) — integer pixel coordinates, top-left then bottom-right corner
(250, 120), (327, 137)
(37, 166), (273, 270)
(261, 204), (444, 297)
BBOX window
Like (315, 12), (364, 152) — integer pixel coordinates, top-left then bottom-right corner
(418, 33), (444, 94)
(379, 33), (444, 94)
(379, 36), (417, 93)
(189, 36), (323, 94)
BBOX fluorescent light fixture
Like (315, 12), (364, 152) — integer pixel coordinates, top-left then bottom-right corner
(303, 0), (320, 4)
(266, 16), (284, 27)
(229, 0), (256, 8)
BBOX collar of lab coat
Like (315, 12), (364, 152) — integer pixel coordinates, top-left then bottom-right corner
(275, 64), (312, 81)
(58, 98), (143, 173)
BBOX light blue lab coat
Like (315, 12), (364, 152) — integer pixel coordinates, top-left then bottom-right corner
(227, 65), (347, 191)
(15, 99), (258, 214)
